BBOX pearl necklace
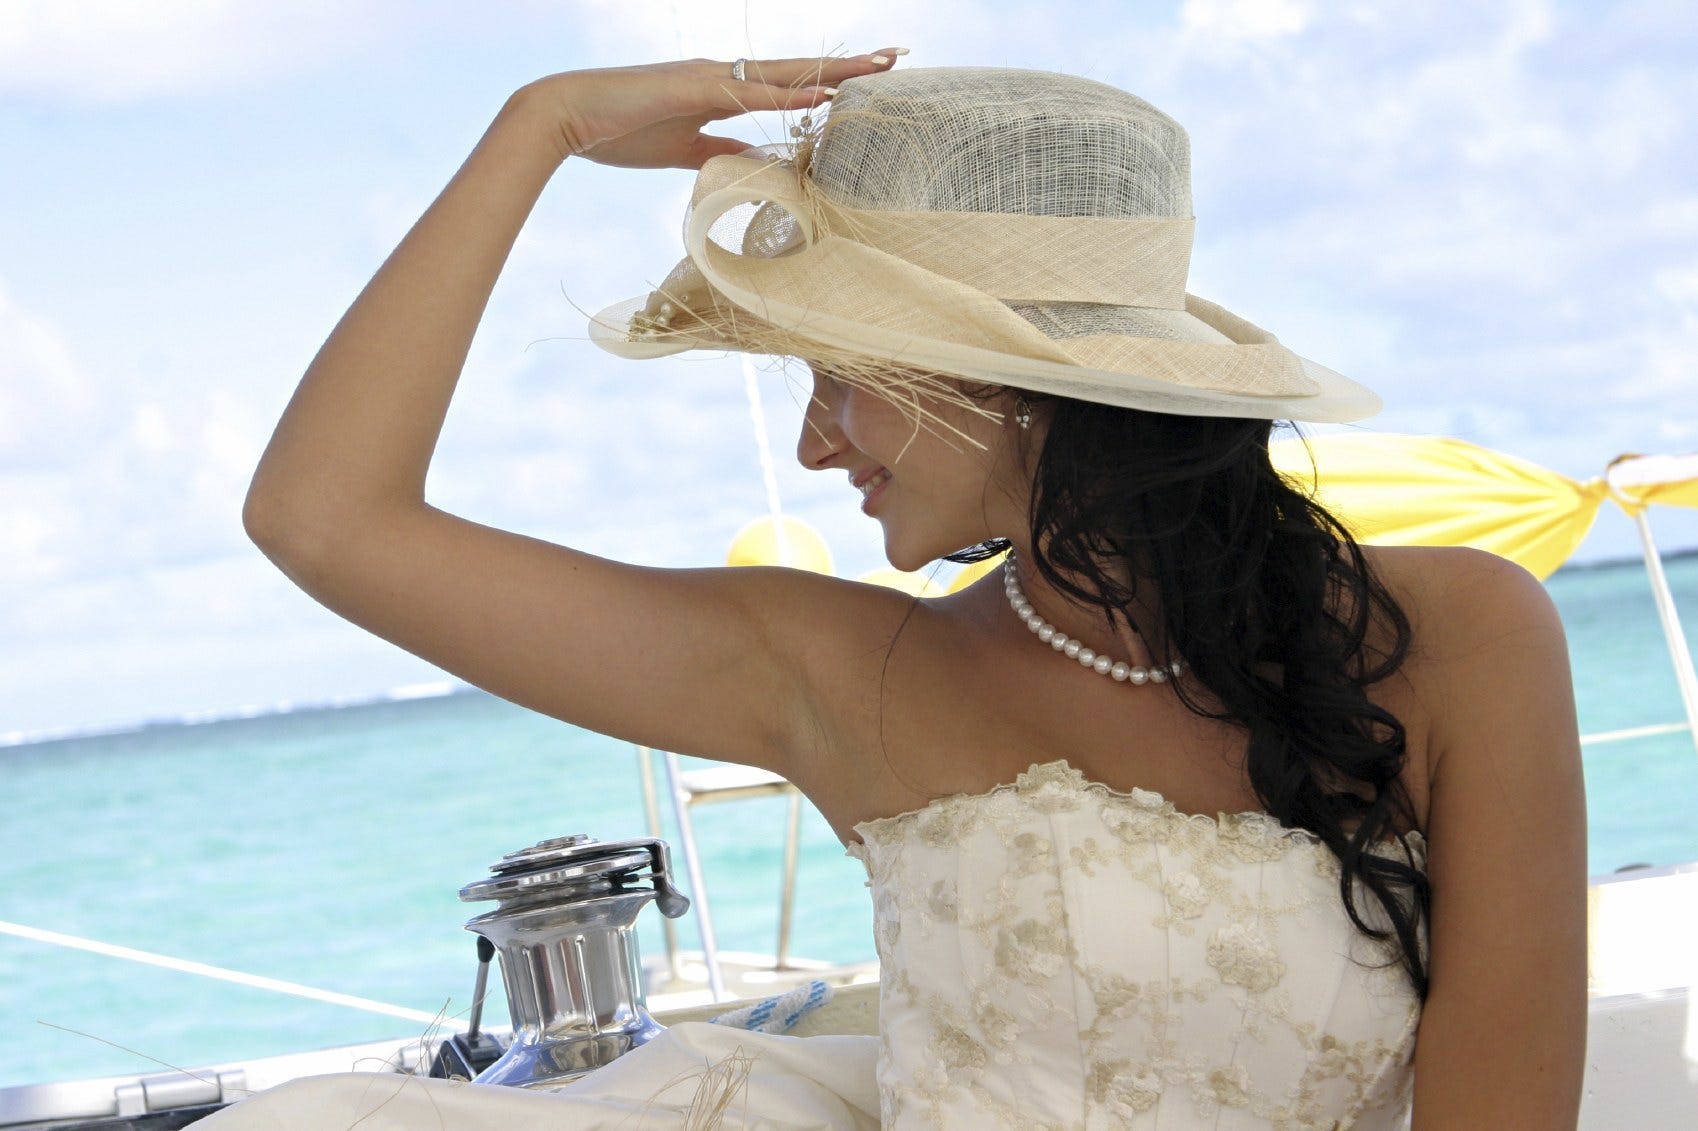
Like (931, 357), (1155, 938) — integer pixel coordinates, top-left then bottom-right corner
(1003, 554), (1184, 686)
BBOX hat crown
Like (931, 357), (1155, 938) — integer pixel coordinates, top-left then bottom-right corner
(809, 67), (1193, 221)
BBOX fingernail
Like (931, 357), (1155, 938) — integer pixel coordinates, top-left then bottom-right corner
(819, 86), (839, 95)
(871, 54), (891, 65)
(889, 48), (911, 55)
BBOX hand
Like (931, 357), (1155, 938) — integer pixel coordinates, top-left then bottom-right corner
(518, 51), (906, 170)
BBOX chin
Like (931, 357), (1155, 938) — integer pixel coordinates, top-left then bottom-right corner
(881, 526), (977, 575)
(882, 546), (933, 574)
(879, 530), (938, 574)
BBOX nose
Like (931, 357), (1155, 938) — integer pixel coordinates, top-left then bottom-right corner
(796, 372), (849, 471)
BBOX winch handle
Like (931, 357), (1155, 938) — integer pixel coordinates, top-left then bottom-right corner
(466, 934), (496, 1041)
(643, 839), (691, 919)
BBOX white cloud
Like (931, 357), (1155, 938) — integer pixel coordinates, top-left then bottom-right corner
(0, 281), (109, 466)
(572, 0), (916, 60)
(0, 383), (263, 595)
(1629, 265), (1698, 409)
(0, 0), (384, 103)
(1654, 265), (1698, 308)
(1179, 0), (1314, 40)
(0, 476), (60, 586)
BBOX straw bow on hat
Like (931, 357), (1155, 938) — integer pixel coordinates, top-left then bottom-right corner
(590, 66), (1379, 424)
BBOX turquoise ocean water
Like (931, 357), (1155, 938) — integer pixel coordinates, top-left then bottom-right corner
(3, 554), (1695, 1089)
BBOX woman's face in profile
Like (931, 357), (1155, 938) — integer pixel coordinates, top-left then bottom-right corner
(796, 364), (1034, 570)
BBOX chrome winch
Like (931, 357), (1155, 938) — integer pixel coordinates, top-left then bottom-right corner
(431, 834), (690, 1090)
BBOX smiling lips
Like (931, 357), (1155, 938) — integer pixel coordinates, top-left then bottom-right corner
(855, 468), (892, 498)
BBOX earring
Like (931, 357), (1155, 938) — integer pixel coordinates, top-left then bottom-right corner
(1014, 397), (1033, 430)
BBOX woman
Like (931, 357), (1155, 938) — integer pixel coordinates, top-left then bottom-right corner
(227, 51), (1585, 1129)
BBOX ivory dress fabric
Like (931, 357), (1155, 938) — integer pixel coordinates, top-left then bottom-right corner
(197, 760), (1423, 1130)
(848, 760), (1424, 1129)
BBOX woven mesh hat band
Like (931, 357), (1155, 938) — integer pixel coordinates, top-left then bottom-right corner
(688, 158), (1193, 310)
(806, 198), (1195, 310)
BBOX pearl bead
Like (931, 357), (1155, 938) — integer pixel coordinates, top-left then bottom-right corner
(1003, 551), (1181, 692)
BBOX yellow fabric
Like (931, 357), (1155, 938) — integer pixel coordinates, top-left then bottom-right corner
(1270, 434), (1607, 580)
(946, 553), (1009, 594)
(726, 516), (835, 574)
(858, 567), (947, 597)
(1640, 480), (1698, 508)
(1606, 453), (1698, 515)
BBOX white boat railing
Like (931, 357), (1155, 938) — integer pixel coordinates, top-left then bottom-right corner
(1581, 720), (1691, 746)
(635, 745), (804, 1003)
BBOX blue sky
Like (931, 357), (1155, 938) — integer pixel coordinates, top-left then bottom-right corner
(3, 0), (1696, 739)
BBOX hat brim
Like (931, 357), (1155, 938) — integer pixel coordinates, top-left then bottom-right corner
(589, 290), (1379, 424)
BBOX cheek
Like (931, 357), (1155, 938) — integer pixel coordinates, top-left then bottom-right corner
(838, 392), (908, 455)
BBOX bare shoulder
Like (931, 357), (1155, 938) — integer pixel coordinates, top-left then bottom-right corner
(1363, 550), (1587, 1122)
(1362, 546), (1567, 725)
(1350, 545), (1570, 839)
(1363, 543), (1556, 632)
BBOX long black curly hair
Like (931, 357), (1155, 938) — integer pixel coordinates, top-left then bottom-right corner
(948, 393), (1432, 999)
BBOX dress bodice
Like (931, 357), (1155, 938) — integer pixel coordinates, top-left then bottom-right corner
(847, 760), (1426, 1130)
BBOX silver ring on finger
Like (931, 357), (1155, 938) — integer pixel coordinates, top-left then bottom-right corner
(730, 58), (747, 81)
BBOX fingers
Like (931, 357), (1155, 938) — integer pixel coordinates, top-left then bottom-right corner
(687, 133), (762, 169)
(702, 49), (907, 117)
(710, 81), (835, 118)
(723, 48), (907, 91)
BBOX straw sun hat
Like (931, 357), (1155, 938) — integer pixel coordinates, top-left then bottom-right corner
(589, 66), (1379, 427)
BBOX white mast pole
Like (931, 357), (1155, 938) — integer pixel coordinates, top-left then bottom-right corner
(1630, 509), (1698, 759)
(742, 355), (792, 566)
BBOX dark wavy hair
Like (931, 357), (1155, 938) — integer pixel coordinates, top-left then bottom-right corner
(949, 394), (1432, 999)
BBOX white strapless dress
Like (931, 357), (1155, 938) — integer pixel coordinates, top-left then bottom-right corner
(198, 760), (1425, 1130)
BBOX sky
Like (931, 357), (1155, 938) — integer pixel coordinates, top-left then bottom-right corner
(2, 0), (1696, 740)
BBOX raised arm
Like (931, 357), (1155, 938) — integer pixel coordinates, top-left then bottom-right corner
(1409, 549), (1587, 1128)
(242, 54), (902, 774)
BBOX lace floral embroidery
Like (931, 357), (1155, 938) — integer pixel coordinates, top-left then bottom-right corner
(848, 760), (1426, 1131)
(1207, 922), (1287, 993)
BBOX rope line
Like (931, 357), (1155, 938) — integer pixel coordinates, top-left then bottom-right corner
(0, 919), (454, 1027)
